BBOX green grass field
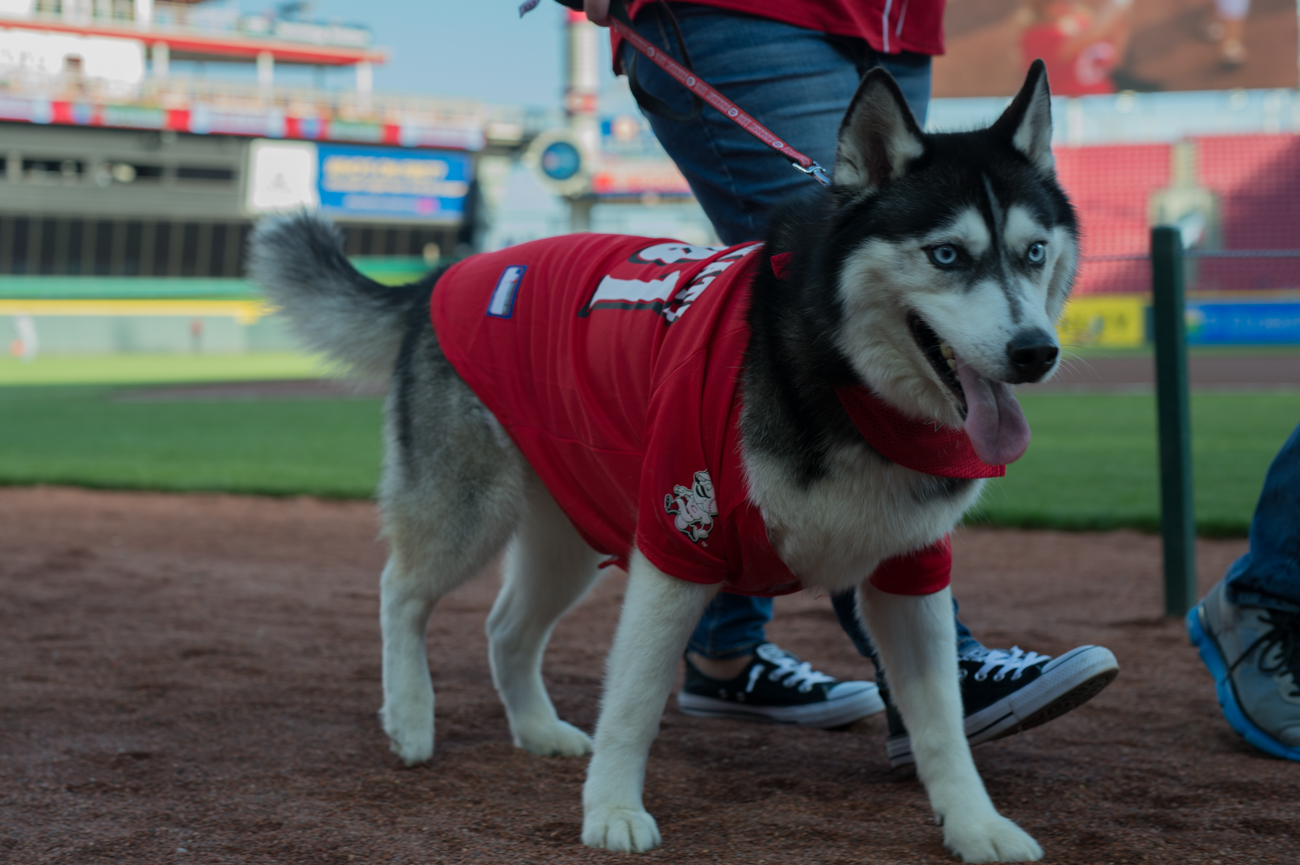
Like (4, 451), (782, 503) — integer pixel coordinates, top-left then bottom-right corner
(0, 385), (385, 498)
(0, 354), (1295, 535)
(969, 392), (1297, 536)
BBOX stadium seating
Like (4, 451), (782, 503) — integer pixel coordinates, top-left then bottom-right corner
(1056, 135), (1300, 295)
(1196, 135), (1300, 293)
(1054, 144), (1168, 295)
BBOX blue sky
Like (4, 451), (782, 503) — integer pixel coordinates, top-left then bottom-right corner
(225, 0), (607, 107)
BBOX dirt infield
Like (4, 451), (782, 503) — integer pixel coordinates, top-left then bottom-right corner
(1031, 354), (1300, 391)
(2, 487), (1296, 865)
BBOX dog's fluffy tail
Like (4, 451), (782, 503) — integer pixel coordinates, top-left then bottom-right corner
(247, 212), (437, 379)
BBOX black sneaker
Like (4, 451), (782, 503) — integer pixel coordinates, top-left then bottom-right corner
(677, 642), (885, 728)
(886, 644), (1119, 767)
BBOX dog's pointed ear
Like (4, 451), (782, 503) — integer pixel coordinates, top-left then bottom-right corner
(993, 59), (1055, 175)
(833, 67), (925, 194)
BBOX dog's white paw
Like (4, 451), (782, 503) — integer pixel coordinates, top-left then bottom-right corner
(513, 718), (593, 757)
(582, 806), (661, 853)
(379, 705), (433, 766)
(942, 812), (1043, 863)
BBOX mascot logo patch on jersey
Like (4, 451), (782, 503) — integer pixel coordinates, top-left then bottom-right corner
(664, 470), (718, 543)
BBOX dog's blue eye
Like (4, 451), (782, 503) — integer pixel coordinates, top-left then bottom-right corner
(1027, 242), (1046, 264)
(929, 245), (959, 267)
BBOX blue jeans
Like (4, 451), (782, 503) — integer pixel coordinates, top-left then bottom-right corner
(1224, 421), (1300, 615)
(689, 592), (979, 663)
(621, 3), (932, 246)
(629, 6), (971, 663)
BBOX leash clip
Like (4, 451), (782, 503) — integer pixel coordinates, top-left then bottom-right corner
(793, 161), (832, 187)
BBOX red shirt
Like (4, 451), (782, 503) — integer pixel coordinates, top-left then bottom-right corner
(431, 234), (951, 597)
(614, 0), (947, 66)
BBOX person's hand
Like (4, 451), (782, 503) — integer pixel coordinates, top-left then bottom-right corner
(585, 0), (611, 26)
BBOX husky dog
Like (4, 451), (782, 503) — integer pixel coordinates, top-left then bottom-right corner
(250, 61), (1076, 863)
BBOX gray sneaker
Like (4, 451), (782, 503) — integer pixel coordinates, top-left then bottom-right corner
(1187, 580), (1300, 761)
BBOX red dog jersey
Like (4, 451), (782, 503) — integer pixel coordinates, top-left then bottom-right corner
(430, 234), (951, 597)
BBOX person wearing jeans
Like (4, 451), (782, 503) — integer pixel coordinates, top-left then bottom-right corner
(575, 0), (1119, 759)
(1189, 421), (1300, 761)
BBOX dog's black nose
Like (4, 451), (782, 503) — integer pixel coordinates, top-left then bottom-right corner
(1005, 330), (1058, 383)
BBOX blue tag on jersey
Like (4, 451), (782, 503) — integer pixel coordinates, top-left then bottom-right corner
(487, 265), (526, 318)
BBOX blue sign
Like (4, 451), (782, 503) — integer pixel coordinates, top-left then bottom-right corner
(539, 140), (582, 181)
(316, 144), (472, 222)
(1186, 301), (1300, 345)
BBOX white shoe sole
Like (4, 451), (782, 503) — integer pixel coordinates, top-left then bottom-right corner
(887, 645), (1120, 767)
(677, 683), (885, 729)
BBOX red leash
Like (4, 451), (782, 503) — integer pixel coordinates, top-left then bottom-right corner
(607, 15), (831, 186)
(519, 0), (832, 186)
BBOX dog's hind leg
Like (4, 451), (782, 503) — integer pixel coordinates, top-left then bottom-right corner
(377, 318), (528, 766)
(582, 551), (718, 853)
(860, 583), (1043, 863)
(486, 474), (603, 757)
(379, 539), (469, 767)
(378, 464), (524, 766)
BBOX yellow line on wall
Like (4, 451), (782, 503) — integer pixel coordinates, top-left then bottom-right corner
(0, 300), (274, 325)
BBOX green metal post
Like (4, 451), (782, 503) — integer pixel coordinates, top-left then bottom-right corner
(1151, 226), (1196, 616)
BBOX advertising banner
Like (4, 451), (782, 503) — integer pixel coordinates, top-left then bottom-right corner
(1057, 294), (1148, 347)
(316, 145), (471, 222)
(590, 158), (692, 199)
(1054, 295), (1300, 347)
(934, 0), (1299, 97)
(1186, 298), (1300, 344)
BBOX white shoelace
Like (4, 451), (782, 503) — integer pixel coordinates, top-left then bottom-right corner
(962, 646), (1050, 682)
(745, 653), (836, 694)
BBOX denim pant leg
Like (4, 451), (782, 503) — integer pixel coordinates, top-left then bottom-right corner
(622, 5), (932, 246)
(1224, 421), (1300, 614)
(830, 591), (981, 675)
(625, 5), (956, 659)
(688, 592), (773, 659)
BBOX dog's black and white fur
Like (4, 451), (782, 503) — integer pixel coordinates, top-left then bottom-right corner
(250, 61), (1077, 863)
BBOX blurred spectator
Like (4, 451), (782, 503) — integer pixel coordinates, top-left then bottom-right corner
(1018, 0), (1134, 95)
(1204, 0), (1250, 67)
(10, 315), (38, 363)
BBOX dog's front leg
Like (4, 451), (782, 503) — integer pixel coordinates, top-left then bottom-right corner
(582, 550), (717, 853)
(861, 584), (1043, 863)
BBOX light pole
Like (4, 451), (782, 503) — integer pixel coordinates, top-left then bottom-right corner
(564, 10), (599, 231)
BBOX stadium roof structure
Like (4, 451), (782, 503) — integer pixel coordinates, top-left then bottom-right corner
(0, 0), (527, 151)
(0, 0), (386, 67)
(0, 14), (386, 66)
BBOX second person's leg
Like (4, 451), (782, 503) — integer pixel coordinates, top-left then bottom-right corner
(678, 591), (884, 727)
(624, 4), (1118, 749)
(1189, 421), (1300, 761)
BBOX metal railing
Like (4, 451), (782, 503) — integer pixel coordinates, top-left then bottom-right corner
(1151, 228), (1197, 617)
(1147, 236), (1300, 615)
(1085, 250), (1300, 262)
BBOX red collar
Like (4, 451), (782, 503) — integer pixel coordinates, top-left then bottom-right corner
(834, 386), (1006, 479)
(770, 252), (1003, 479)
(770, 252), (794, 279)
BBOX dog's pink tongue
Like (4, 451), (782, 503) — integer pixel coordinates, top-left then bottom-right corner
(955, 358), (1031, 466)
